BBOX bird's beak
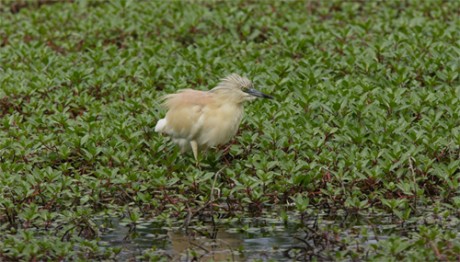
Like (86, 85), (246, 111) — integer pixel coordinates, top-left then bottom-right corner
(244, 88), (273, 99)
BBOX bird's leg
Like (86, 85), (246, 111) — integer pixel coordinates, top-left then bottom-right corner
(190, 140), (199, 167)
(220, 142), (234, 165)
(222, 143), (233, 155)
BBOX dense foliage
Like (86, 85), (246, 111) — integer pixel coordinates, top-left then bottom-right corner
(0, 0), (459, 260)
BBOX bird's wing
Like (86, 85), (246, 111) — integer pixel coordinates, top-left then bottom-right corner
(162, 89), (213, 109)
(162, 89), (214, 140)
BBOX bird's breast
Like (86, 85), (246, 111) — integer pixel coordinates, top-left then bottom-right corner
(196, 104), (244, 147)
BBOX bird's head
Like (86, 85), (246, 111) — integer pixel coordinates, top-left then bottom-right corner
(211, 74), (273, 103)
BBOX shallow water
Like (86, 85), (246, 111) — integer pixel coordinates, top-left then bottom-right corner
(97, 212), (410, 261)
(99, 218), (303, 261)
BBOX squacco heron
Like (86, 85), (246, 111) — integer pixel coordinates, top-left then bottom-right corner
(155, 74), (273, 164)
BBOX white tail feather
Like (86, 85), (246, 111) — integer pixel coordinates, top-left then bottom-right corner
(155, 119), (167, 133)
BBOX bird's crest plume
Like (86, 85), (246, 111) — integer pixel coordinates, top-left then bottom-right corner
(215, 73), (252, 91)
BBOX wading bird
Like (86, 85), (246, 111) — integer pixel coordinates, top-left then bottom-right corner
(155, 74), (273, 164)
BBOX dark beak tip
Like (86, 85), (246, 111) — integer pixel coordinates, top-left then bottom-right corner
(264, 94), (274, 100)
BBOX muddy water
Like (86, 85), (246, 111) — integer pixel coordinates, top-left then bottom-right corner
(99, 218), (304, 261)
(98, 212), (400, 261)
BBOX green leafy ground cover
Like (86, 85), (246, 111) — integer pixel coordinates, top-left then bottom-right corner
(0, 0), (459, 260)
